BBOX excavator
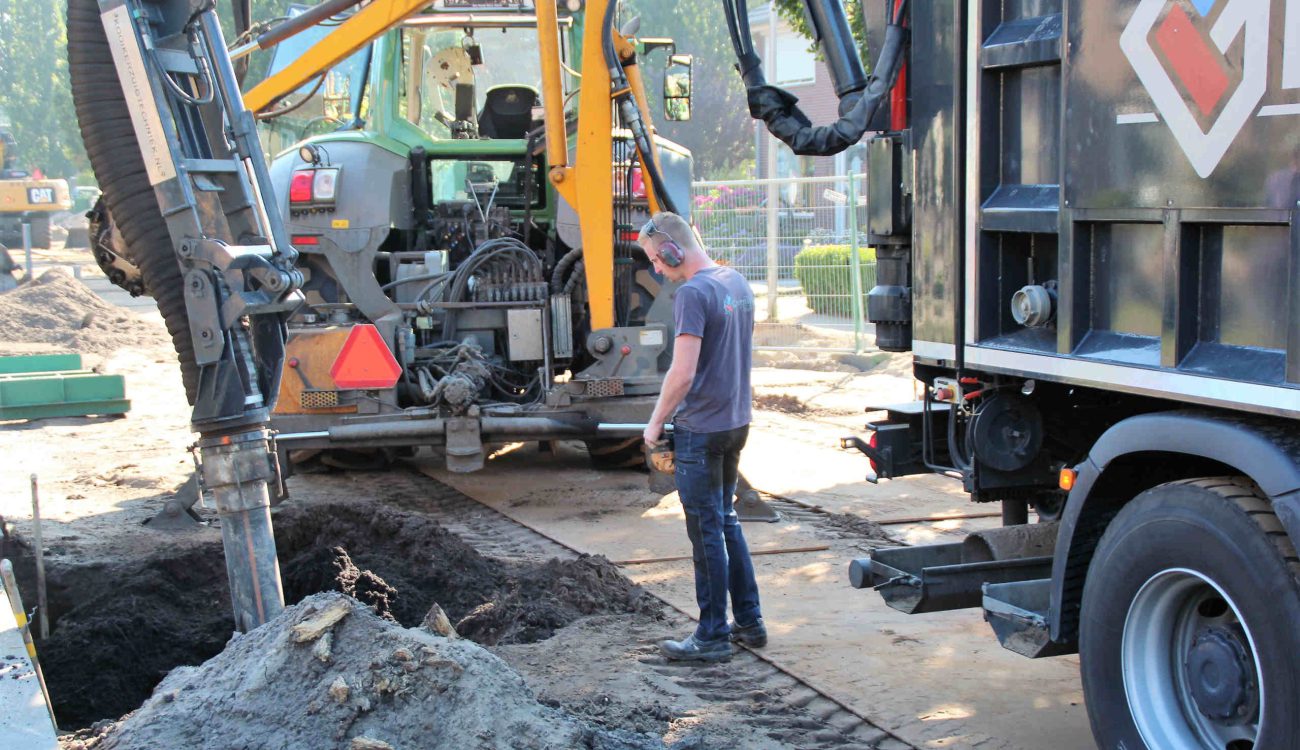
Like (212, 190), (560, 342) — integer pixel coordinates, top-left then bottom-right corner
(0, 128), (73, 250)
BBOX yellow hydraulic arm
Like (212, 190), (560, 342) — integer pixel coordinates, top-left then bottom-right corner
(537, 0), (671, 330)
(238, 0), (430, 114)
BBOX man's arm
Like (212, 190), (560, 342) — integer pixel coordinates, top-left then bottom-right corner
(643, 334), (702, 446)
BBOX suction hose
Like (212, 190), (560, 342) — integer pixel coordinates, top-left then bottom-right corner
(67, 0), (200, 403)
(724, 0), (910, 156)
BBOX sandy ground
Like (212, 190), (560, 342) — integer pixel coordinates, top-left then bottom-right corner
(0, 257), (1093, 749)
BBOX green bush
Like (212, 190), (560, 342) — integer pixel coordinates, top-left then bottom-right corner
(793, 244), (877, 317)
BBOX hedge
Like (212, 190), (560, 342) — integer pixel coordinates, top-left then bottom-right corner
(792, 244), (877, 317)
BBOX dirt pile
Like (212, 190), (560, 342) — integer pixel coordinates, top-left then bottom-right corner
(458, 556), (663, 646)
(753, 393), (809, 414)
(37, 502), (663, 731)
(821, 511), (897, 545)
(276, 502), (512, 626)
(278, 503), (662, 640)
(0, 268), (167, 357)
(75, 593), (662, 750)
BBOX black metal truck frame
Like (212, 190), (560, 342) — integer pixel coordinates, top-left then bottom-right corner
(727, 0), (1299, 746)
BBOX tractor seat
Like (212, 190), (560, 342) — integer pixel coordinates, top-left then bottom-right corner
(477, 85), (540, 140)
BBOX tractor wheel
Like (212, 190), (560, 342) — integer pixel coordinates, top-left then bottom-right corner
(1079, 477), (1300, 749)
(584, 437), (646, 470)
(67, 0), (199, 403)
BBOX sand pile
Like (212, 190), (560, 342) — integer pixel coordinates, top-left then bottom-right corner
(0, 268), (167, 357)
(77, 593), (661, 750)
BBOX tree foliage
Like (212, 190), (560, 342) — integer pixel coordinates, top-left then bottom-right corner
(0, 0), (86, 178)
(772, 0), (871, 63)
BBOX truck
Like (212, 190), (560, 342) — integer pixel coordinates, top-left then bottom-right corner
(721, 0), (1300, 747)
(67, 0), (690, 631)
(0, 128), (73, 249)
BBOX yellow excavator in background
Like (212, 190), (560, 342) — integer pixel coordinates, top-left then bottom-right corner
(0, 128), (72, 250)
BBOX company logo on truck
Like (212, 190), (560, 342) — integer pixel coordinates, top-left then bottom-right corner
(1121, 0), (1269, 177)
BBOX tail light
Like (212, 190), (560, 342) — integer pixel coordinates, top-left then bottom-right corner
(630, 166), (646, 199)
(289, 167), (340, 207)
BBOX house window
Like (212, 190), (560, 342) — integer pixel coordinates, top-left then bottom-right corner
(775, 144), (815, 206)
(774, 31), (816, 85)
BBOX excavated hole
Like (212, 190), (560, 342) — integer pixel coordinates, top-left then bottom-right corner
(13, 502), (658, 730)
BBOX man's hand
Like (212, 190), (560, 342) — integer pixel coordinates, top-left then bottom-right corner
(643, 422), (664, 447)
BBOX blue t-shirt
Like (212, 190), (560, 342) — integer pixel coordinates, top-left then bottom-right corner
(672, 265), (754, 432)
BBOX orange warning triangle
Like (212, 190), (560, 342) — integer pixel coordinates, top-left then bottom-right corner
(329, 324), (402, 389)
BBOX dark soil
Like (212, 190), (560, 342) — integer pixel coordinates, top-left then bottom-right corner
(753, 393), (809, 414)
(29, 501), (661, 731)
(37, 547), (233, 731)
(820, 511), (898, 545)
(457, 556), (663, 646)
(275, 502), (509, 625)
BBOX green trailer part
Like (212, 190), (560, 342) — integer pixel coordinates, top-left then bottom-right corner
(0, 354), (130, 420)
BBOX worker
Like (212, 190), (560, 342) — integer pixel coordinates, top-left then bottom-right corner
(639, 211), (766, 662)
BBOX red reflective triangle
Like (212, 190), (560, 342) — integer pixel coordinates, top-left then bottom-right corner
(329, 324), (402, 389)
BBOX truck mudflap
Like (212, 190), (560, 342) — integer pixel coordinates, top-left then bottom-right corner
(982, 579), (1074, 659)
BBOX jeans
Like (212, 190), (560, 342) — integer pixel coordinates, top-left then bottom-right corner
(673, 424), (762, 642)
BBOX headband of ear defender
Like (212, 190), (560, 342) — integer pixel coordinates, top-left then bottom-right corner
(642, 218), (684, 268)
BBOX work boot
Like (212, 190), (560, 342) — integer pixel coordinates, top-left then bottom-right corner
(729, 618), (767, 648)
(659, 633), (732, 662)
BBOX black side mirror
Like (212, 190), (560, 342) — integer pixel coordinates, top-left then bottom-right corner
(664, 54), (692, 122)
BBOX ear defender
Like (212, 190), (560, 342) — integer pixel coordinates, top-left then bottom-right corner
(643, 218), (685, 267)
(657, 239), (684, 267)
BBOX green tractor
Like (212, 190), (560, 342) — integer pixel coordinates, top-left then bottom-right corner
(87, 0), (695, 473)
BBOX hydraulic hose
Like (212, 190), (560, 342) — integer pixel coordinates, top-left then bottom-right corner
(601, 0), (679, 215)
(724, 0), (910, 156)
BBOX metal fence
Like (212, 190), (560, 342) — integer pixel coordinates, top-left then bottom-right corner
(690, 174), (875, 352)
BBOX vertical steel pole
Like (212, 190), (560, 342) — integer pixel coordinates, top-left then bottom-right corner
(764, 2), (779, 323)
(199, 431), (284, 632)
(21, 221), (32, 280)
(847, 176), (865, 352)
(29, 475), (48, 640)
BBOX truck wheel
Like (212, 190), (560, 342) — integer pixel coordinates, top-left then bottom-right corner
(584, 437), (646, 470)
(1080, 477), (1300, 749)
(27, 215), (52, 249)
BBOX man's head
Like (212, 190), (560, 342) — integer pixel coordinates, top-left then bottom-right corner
(637, 211), (708, 281)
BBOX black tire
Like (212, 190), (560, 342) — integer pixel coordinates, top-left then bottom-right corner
(67, 0), (199, 403)
(27, 214), (52, 249)
(87, 196), (145, 296)
(1080, 477), (1300, 749)
(584, 437), (647, 470)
